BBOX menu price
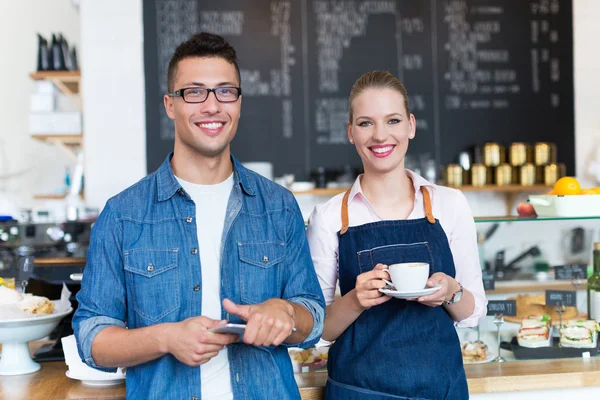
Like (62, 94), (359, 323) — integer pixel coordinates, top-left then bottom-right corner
(487, 300), (517, 316)
(545, 290), (577, 307)
(554, 264), (587, 281)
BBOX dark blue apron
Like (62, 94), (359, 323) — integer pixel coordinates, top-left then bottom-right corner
(325, 187), (468, 400)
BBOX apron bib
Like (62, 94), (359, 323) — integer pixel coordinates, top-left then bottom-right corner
(325, 187), (468, 400)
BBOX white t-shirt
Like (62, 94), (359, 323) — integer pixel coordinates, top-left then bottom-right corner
(176, 173), (234, 400)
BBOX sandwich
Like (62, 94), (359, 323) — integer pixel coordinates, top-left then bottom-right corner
(461, 341), (487, 362)
(518, 326), (549, 342)
(564, 319), (599, 333)
(559, 326), (595, 348)
(17, 294), (55, 314)
(518, 317), (551, 348)
(522, 314), (551, 328)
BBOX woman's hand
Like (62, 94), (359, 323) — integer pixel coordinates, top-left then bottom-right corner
(409, 272), (460, 307)
(355, 263), (392, 310)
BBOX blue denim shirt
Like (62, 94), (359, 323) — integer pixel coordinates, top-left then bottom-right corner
(73, 154), (325, 400)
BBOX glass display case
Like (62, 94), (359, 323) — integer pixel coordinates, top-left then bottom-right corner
(459, 215), (600, 364)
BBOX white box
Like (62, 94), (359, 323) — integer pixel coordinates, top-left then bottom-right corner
(528, 194), (600, 217)
(35, 81), (57, 94)
(29, 112), (82, 135)
(30, 93), (56, 112)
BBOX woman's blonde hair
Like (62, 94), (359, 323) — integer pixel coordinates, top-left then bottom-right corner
(348, 70), (410, 122)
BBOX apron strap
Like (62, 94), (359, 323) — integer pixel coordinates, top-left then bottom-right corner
(421, 186), (436, 224)
(339, 185), (436, 235)
(339, 188), (352, 235)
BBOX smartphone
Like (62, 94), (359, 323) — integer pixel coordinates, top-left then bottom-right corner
(209, 323), (246, 336)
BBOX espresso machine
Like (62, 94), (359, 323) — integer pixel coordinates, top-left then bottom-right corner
(0, 220), (93, 361)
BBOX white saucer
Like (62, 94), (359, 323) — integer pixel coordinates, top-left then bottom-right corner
(463, 353), (496, 365)
(66, 370), (125, 386)
(379, 284), (442, 299)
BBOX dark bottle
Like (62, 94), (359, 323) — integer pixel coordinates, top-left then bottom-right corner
(51, 33), (66, 71)
(587, 242), (600, 321)
(36, 34), (50, 71)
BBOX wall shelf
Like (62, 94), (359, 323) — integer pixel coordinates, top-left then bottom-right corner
(31, 134), (82, 162)
(292, 184), (553, 215)
(29, 70), (81, 97)
(292, 185), (552, 196)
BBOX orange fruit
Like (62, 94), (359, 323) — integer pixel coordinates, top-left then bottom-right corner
(546, 190), (556, 195)
(590, 188), (600, 194)
(581, 188), (596, 195)
(553, 177), (580, 195)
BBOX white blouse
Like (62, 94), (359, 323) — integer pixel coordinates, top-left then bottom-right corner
(306, 170), (487, 327)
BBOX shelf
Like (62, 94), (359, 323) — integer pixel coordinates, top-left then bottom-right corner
(449, 184), (552, 193)
(29, 70), (81, 97)
(33, 193), (68, 200)
(475, 215), (600, 223)
(31, 134), (82, 162)
(485, 279), (587, 294)
(31, 134), (82, 145)
(292, 184), (552, 196)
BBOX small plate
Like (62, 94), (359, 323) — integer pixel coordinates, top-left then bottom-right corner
(463, 353), (496, 365)
(66, 370), (125, 386)
(378, 284), (442, 299)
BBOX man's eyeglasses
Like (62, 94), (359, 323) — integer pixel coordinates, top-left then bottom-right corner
(168, 87), (242, 103)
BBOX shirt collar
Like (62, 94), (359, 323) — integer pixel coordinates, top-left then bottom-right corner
(156, 152), (257, 202)
(347, 169), (436, 203)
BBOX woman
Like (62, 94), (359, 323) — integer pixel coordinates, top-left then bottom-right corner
(306, 71), (487, 399)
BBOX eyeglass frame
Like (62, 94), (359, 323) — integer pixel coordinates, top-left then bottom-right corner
(167, 86), (242, 103)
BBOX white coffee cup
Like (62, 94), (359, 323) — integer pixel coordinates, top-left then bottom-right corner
(382, 262), (429, 291)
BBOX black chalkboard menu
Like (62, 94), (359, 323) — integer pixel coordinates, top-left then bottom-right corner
(143, 0), (574, 180)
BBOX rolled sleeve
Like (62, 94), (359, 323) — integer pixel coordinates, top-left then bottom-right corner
(75, 315), (126, 372)
(72, 201), (127, 371)
(286, 297), (324, 348)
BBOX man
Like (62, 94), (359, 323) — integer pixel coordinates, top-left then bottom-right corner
(73, 32), (325, 400)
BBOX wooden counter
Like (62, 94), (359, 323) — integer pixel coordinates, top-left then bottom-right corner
(2, 356), (600, 399)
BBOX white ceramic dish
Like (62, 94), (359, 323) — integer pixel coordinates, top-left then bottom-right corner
(66, 370), (125, 386)
(0, 305), (73, 375)
(379, 284), (442, 299)
(463, 353), (495, 365)
(528, 194), (600, 217)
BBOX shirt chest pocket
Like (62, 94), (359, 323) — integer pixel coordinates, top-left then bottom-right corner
(124, 249), (180, 323)
(238, 242), (284, 305)
(357, 242), (434, 276)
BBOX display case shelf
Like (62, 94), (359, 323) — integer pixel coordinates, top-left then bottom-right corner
(475, 215), (600, 223)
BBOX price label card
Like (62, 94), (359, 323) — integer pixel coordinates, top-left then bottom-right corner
(482, 272), (495, 291)
(554, 264), (587, 281)
(545, 290), (577, 307)
(487, 300), (517, 316)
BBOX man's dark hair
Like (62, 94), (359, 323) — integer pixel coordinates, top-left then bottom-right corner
(167, 32), (240, 92)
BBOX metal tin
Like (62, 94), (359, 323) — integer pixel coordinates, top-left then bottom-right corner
(483, 142), (506, 167)
(495, 163), (513, 186)
(541, 163), (567, 185)
(518, 163), (536, 186)
(509, 143), (532, 166)
(471, 164), (491, 186)
(534, 142), (557, 166)
(445, 164), (464, 186)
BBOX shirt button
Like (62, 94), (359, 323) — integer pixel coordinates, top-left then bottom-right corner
(186, 216), (193, 223)
(191, 248), (198, 255)
(192, 397), (198, 400)
(147, 264), (154, 272)
(193, 285), (200, 292)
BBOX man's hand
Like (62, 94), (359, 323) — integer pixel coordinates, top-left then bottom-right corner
(355, 263), (392, 310)
(409, 272), (460, 307)
(222, 298), (295, 347)
(165, 316), (239, 366)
